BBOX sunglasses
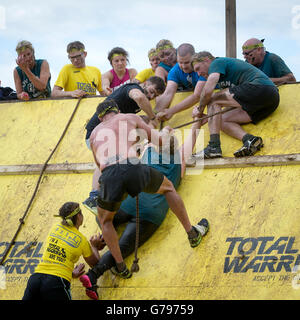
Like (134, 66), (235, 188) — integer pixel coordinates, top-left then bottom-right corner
(68, 53), (84, 60)
(242, 47), (259, 56)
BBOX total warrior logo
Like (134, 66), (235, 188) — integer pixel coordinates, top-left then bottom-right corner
(0, 241), (43, 283)
(224, 236), (300, 286)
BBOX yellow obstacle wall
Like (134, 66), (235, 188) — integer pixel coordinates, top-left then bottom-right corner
(1, 85), (300, 300)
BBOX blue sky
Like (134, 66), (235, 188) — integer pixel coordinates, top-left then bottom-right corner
(1, 0), (300, 89)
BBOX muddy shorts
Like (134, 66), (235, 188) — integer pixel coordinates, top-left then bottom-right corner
(229, 83), (280, 124)
(98, 158), (164, 212)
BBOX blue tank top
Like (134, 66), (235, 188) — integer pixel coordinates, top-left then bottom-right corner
(119, 147), (181, 225)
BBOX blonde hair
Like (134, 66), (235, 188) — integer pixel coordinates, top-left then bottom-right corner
(148, 48), (157, 58)
(155, 39), (175, 54)
(156, 39), (174, 49)
(16, 40), (34, 55)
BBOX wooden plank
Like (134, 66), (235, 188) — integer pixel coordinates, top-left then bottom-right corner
(186, 153), (300, 169)
(0, 162), (96, 175)
(225, 0), (237, 58)
(0, 154), (300, 175)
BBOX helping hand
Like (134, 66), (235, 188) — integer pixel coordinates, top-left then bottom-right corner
(103, 87), (113, 96)
(192, 105), (202, 119)
(19, 92), (30, 101)
(72, 263), (85, 278)
(90, 233), (106, 251)
(16, 55), (29, 72)
(71, 90), (86, 98)
(149, 117), (159, 128)
(156, 109), (173, 121)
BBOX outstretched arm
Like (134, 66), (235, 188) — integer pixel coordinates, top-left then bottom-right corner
(197, 72), (220, 115)
(156, 80), (205, 121)
(271, 73), (296, 85)
(98, 209), (124, 264)
(51, 85), (86, 98)
(133, 113), (170, 148)
(101, 71), (113, 96)
(179, 118), (204, 177)
(129, 88), (158, 127)
(155, 66), (167, 83)
(154, 80), (178, 114)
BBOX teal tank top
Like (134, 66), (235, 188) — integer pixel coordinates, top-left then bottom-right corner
(16, 59), (51, 98)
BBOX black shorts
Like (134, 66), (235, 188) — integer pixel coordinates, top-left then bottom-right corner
(98, 158), (164, 212)
(229, 84), (280, 124)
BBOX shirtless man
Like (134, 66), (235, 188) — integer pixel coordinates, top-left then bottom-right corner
(80, 111), (209, 300)
(81, 100), (207, 285)
(82, 76), (165, 213)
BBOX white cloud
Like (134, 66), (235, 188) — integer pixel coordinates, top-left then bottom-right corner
(0, 0), (299, 89)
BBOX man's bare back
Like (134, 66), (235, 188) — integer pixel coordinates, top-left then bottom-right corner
(90, 113), (153, 171)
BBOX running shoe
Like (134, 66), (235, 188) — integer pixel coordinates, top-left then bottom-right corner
(193, 144), (222, 159)
(79, 274), (99, 300)
(189, 218), (210, 248)
(110, 265), (132, 279)
(234, 136), (264, 157)
(82, 196), (98, 216)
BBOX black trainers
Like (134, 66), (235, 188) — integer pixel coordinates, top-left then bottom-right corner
(82, 196), (98, 216)
(192, 144), (222, 159)
(111, 265), (132, 279)
(234, 136), (264, 157)
(189, 218), (209, 248)
(203, 143), (222, 159)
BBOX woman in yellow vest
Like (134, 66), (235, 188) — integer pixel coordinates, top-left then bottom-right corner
(22, 202), (103, 300)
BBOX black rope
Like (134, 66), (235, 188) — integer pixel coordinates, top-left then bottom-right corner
(0, 97), (83, 266)
(173, 106), (236, 130)
(128, 107), (238, 272)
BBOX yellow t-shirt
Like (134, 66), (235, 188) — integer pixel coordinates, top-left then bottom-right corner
(135, 68), (155, 83)
(35, 223), (93, 282)
(55, 64), (103, 95)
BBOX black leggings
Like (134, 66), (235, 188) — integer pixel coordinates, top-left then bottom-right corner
(92, 209), (160, 278)
(22, 273), (71, 300)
